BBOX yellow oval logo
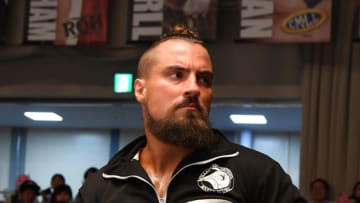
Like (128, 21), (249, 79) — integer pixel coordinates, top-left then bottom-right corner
(281, 9), (327, 33)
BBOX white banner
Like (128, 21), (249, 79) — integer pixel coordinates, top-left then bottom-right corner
(238, 0), (332, 42)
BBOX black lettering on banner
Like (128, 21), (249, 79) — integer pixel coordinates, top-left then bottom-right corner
(63, 15), (102, 38)
(27, 0), (58, 41)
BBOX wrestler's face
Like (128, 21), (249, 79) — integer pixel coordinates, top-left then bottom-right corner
(135, 39), (214, 147)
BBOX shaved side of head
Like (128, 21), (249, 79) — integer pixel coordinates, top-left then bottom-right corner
(137, 24), (204, 79)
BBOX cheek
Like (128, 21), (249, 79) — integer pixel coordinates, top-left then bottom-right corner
(146, 86), (176, 114)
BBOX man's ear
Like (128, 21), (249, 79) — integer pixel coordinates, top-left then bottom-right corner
(134, 78), (145, 103)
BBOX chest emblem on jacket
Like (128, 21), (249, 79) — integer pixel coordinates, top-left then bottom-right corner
(197, 164), (234, 193)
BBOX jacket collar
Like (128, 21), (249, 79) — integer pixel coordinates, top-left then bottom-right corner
(103, 129), (239, 177)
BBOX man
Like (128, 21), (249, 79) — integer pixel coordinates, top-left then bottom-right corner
(76, 24), (306, 203)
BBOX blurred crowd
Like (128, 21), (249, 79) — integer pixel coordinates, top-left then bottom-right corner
(3, 172), (360, 203)
(3, 167), (98, 203)
(308, 178), (360, 203)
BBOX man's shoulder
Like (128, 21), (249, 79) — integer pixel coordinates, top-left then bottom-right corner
(78, 135), (146, 192)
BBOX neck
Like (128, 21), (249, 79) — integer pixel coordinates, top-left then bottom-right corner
(140, 133), (194, 197)
(141, 133), (194, 173)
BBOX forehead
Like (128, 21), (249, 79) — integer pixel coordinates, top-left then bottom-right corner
(152, 39), (211, 64)
(312, 181), (326, 189)
(160, 39), (206, 51)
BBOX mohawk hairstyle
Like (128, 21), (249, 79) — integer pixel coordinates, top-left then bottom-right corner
(137, 24), (204, 78)
(157, 24), (202, 44)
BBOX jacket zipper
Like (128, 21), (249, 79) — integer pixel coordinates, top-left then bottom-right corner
(102, 173), (163, 202)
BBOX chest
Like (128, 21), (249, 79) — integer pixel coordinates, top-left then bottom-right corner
(102, 163), (250, 203)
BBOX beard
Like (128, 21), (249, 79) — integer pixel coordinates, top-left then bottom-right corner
(144, 97), (216, 148)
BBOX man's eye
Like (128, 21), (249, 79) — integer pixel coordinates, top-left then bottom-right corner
(170, 71), (183, 79)
(198, 75), (213, 87)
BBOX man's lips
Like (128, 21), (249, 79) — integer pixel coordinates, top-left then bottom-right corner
(178, 103), (200, 111)
(181, 104), (198, 110)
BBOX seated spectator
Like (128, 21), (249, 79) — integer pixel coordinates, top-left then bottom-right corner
(50, 184), (72, 203)
(41, 174), (66, 203)
(5, 180), (40, 203)
(5, 175), (32, 203)
(309, 178), (333, 203)
(15, 175), (31, 192)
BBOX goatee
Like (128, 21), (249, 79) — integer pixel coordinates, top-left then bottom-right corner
(145, 98), (216, 148)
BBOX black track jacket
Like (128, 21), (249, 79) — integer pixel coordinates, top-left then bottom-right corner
(76, 129), (306, 203)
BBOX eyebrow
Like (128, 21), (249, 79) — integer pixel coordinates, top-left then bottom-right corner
(197, 71), (214, 79)
(166, 65), (189, 72)
(166, 65), (213, 75)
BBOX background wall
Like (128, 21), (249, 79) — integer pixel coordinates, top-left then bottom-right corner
(0, 129), (11, 196)
(119, 129), (142, 149)
(253, 132), (300, 186)
(25, 129), (111, 196)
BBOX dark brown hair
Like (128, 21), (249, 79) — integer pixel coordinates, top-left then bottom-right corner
(158, 24), (202, 44)
(137, 24), (205, 78)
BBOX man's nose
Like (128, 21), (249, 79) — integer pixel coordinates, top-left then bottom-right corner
(184, 74), (200, 97)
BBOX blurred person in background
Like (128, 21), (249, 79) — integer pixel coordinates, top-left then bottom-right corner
(5, 174), (30, 203)
(50, 184), (72, 203)
(83, 167), (98, 183)
(5, 180), (40, 203)
(347, 196), (360, 203)
(308, 178), (334, 203)
(41, 174), (65, 203)
(351, 181), (360, 199)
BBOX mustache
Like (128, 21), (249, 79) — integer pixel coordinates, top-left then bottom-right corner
(176, 96), (204, 113)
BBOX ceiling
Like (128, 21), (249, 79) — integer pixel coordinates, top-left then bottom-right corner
(0, 101), (302, 132)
